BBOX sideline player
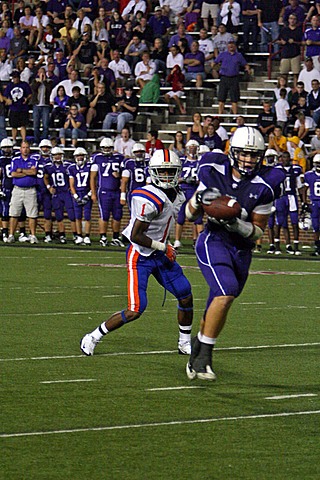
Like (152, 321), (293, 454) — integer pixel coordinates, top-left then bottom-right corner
(302, 154), (320, 256)
(80, 149), (193, 357)
(185, 127), (285, 380)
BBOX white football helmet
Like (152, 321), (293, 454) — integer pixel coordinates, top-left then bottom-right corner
(298, 211), (312, 231)
(229, 127), (266, 177)
(74, 147), (88, 166)
(51, 146), (64, 163)
(132, 142), (146, 162)
(186, 139), (199, 159)
(0, 138), (13, 156)
(313, 153), (320, 173)
(199, 145), (210, 154)
(149, 149), (181, 189)
(264, 148), (279, 167)
(39, 139), (52, 157)
(100, 137), (114, 156)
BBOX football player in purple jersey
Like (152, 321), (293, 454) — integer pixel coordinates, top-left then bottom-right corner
(32, 139), (53, 243)
(44, 146), (77, 244)
(120, 142), (149, 210)
(274, 151), (304, 255)
(185, 127), (285, 381)
(68, 147), (93, 245)
(0, 138), (28, 242)
(173, 139), (203, 250)
(302, 154), (320, 256)
(90, 137), (125, 247)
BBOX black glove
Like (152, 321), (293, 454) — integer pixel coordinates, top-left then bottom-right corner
(196, 188), (221, 206)
(0, 190), (6, 199)
(301, 202), (309, 214)
(81, 194), (90, 205)
(75, 197), (84, 206)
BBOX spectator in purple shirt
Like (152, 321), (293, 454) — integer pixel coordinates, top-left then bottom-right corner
(184, 40), (206, 87)
(168, 23), (194, 49)
(302, 15), (320, 72)
(148, 6), (171, 41)
(4, 69), (32, 144)
(283, 0), (306, 26)
(214, 39), (250, 114)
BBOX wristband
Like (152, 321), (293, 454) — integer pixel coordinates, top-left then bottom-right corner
(190, 193), (200, 209)
(120, 192), (126, 201)
(73, 193), (79, 200)
(47, 184), (51, 190)
(151, 240), (166, 252)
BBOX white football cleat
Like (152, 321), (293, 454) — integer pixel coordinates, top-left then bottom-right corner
(110, 238), (125, 247)
(74, 235), (84, 245)
(6, 234), (15, 243)
(29, 235), (39, 244)
(19, 233), (29, 242)
(44, 234), (52, 243)
(100, 237), (108, 247)
(196, 365), (217, 381)
(186, 362), (197, 380)
(173, 240), (181, 249)
(83, 236), (91, 245)
(178, 340), (191, 355)
(80, 334), (99, 356)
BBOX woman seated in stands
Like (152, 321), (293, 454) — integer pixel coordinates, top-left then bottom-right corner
(169, 130), (186, 158)
(186, 111), (204, 143)
(273, 75), (292, 102)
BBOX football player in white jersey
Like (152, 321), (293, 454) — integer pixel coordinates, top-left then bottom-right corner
(80, 149), (194, 358)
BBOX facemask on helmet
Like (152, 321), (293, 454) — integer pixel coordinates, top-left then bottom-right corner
(264, 148), (279, 167)
(313, 154), (320, 173)
(74, 147), (88, 166)
(132, 142), (146, 162)
(186, 139), (199, 159)
(149, 149), (181, 189)
(39, 139), (52, 157)
(0, 138), (13, 156)
(51, 146), (64, 164)
(229, 127), (266, 177)
(100, 137), (114, 156)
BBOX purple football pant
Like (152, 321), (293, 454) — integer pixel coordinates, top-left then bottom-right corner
(52, 191), (75, 222)
(275, 196), (298, 228)
(98, 189), (123, 222)
(311, 200), (320, 232)
(195, 228), (252, 311)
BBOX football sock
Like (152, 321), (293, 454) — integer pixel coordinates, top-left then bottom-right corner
(179, 324), (192, 342)
(293, 240), (299, 250)
(113, 232), (120, 239)
(20, 227), (26, 234)
(91, 322), (109, 341)
(2, 227), (8, 236)
(198, 332), (216, 346)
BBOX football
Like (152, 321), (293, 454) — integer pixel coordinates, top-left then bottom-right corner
(202, 195), (241, 220)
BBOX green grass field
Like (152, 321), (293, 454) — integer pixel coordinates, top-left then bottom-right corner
(1, 245), (320, 480)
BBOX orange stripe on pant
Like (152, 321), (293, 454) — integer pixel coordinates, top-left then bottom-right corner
(127, 245), (140, 312)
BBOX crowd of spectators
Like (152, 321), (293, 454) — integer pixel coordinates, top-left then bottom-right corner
(0, 0), (318, 147)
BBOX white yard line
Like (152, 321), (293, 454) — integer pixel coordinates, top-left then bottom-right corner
(265, 394), (318, 400)
(146, 386), (205, 391)
(1, 342), (319, 363)
(40, 379), (96, 384)
(1, 410), (319, 439)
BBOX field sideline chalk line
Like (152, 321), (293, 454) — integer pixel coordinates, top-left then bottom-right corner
(40, 379), (96, 384)
(1, 410), (319, 439)
(1, 342), (319, 362)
